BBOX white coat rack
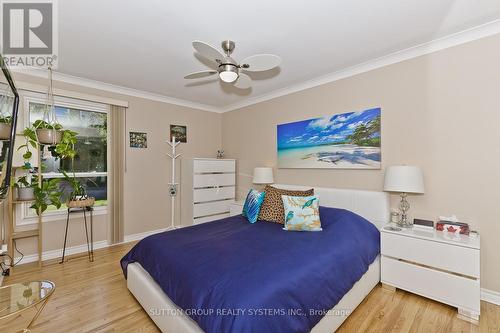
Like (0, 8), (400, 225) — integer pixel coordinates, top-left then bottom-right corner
(166, 136), (181, 230)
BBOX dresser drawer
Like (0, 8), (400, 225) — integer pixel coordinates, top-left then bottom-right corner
(194, 186), (235, 203)
(381, 232), (479, 278)
(194, 213), (230, 224)
(193, 174), (235, 188)
(229, 203), (243, 216)
(382, 256), (480, 313)
(193, 200), (234, 218)
(193, 159), (235, 173)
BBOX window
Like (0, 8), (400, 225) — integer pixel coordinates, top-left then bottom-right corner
(21, 94), (108, 221)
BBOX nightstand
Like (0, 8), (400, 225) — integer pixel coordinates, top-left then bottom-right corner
(229, 201), (244, 216)
(381, 225), (480, 323)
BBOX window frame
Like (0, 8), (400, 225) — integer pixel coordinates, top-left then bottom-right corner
(17, 91), (109, 226)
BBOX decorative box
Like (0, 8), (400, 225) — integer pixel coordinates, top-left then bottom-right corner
(436, 221), (470, 235)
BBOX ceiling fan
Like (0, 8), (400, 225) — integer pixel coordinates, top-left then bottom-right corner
(184, 40), (281, 89)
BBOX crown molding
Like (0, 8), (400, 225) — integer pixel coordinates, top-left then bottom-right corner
(10, 19), (500, 114)
(221, 19), (500, 112)
(12, 67), (223, 113)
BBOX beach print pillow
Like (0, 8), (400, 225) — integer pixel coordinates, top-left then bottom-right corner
(281, 195), (322, 231)
(242, 189), (266, 223)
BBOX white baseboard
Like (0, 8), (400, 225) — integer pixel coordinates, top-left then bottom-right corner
(12, 227), (172, 266)
(14, 240), (109, 265)
(481, 288), (500, 306)
(123, 227), (171, 243)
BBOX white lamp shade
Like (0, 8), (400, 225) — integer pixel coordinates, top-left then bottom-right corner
(384, 165), (424, 194)
(253, 167), (274, 184)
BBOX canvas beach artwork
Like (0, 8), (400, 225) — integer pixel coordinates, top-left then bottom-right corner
(277, 108), (381, 169)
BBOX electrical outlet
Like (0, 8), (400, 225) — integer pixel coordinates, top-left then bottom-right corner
(0, 244), (6, 256)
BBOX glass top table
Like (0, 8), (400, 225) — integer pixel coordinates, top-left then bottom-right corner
(0, 280), (55, 332)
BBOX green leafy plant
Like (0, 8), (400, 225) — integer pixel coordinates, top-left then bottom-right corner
(18, 118), (84, 212)
(25, 121), (77, 160)
(31, 178), (62, 215)
(61, 169), (91, 201)
(0, 115), (12, 124)
(12, 174), (37, 188)
(17, 128), (39, 170)
(32, 119), (63, 130)
(53, 129), (78, 159)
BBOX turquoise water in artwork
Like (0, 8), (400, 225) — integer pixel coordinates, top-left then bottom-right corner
(277, 108), (381, 169)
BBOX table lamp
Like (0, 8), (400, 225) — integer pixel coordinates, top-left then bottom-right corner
(253, 167), (274, 185)
(384, 165), (425, 227)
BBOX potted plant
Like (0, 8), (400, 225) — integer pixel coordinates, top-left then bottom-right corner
(31, 178), (62, 215)
(23, 121), (77, 159)
(53, 128), (77, 159)
(62, 170), (95, 208)
(33, 119), (63, 145)
(0, 115), (12, 140)
(12, 175), (37, 201)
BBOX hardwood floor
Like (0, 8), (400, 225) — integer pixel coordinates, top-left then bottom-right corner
(1, 242), (499, 333)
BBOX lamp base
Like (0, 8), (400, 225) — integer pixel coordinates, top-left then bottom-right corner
(397, 193), (412, 228)
(397, 220), (412, 228)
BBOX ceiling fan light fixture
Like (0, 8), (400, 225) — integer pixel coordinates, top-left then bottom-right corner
(186, 40), (281, 89)
(219, 64), (238, 83)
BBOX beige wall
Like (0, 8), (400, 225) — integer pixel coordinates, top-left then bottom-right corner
(5, 33), (499, 293)
(222, 34), (500, 292)
(8, 72), (222, 256)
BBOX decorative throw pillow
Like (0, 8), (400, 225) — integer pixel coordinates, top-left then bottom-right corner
(242, 189), (266, 223)
(258, 185), (314, 224)
(281, 195), (322, 231)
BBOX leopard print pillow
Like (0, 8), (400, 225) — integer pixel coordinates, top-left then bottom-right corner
(258, 185), (314, 224)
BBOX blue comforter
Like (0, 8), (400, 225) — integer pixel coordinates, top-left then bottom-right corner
(121, 207), (380, 333)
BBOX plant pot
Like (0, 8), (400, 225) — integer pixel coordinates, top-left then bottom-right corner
(0, 123), (11, 140)
(17, 187), (35, 201)
(67, 196), (95, 208)
(36, 128), (62, 145)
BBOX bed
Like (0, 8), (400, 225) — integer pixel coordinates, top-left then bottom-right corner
(121, 185), (389, 332)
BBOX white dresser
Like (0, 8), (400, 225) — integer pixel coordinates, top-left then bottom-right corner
(381, 225), (480, 323)
(181, 158), (236, 225)
(229, 201), (244, 216)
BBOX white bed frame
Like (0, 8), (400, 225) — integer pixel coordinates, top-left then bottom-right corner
(127, 185), (389, 333)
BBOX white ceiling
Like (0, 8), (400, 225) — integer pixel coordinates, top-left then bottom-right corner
(56, 0), (500, 109)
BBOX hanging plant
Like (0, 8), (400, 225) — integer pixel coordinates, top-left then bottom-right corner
(36, 67), (63, 145)
(53, 128), (78, 159)
(34, 119), (63, 145)
(0, 88), (13, 140)
(0, 115), (12, 140)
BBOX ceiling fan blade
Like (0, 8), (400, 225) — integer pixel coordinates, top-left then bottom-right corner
(240, 54), (281, 72)
(233, 72), (252, 89)
(184, 70), (218, 79)
(192, 41), (225, 63)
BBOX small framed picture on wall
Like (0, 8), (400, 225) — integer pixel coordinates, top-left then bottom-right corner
(170, 124), (187, 143)
(129, 132), (147, 148)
